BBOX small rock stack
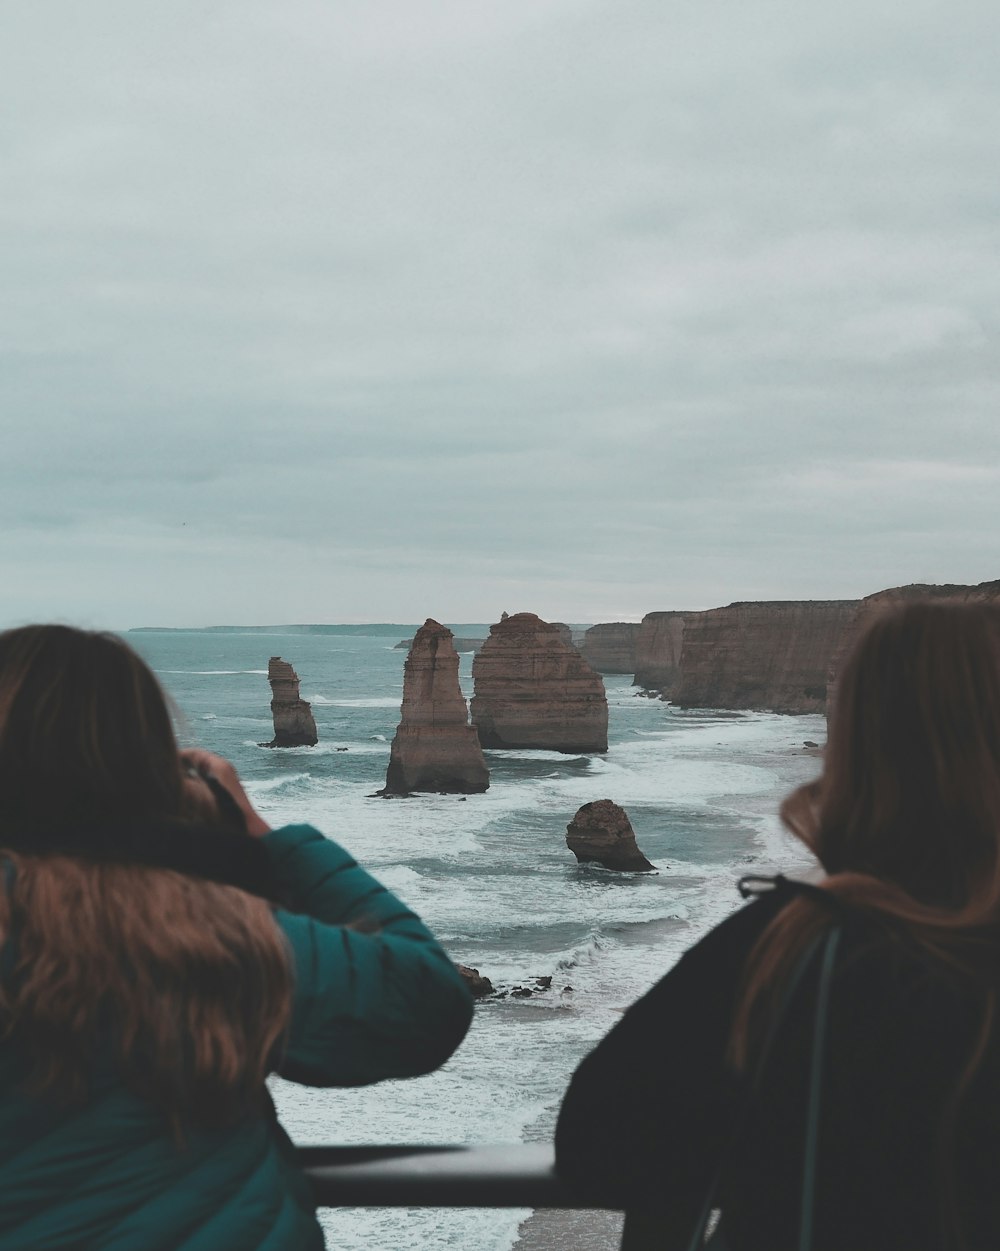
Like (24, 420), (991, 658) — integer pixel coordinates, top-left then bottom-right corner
(566, 799), (654, 872)
(263, 657), (318, 748)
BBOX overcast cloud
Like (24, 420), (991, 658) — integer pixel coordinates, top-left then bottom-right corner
(3, 0), (998, 627)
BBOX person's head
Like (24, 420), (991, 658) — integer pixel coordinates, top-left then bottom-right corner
(783, 599), (1000, 914)
(0, 624), (185, 835)
(0, 625), (290, 1126)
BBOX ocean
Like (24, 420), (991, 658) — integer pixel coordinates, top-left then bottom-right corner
(129, 627), (822, 1251)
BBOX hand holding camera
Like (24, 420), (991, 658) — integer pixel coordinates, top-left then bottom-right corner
(180, 749), (271, 839)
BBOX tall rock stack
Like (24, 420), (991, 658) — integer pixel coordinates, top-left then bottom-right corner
(674, 600), (859, 714)
(827, 579), (1000, 722)
(582, 623), (641, 674)
(263, 657), (318, 747)
(633, 611), (689, 696)
(471, 612), (608, 753)
(382, 619), (489, 795)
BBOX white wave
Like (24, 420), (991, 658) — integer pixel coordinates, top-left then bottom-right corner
(199, 713), (217, 721)
(245, 739), (319, 752)
(323, 697), (401, 708)
(483, 748), (590, 762)
(244, 773), (311, 796)
(376, 865), (423, 892)
(160, 669), (269, 676)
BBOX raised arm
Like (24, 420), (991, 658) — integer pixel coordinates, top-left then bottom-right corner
(263, 823), (473, 1087)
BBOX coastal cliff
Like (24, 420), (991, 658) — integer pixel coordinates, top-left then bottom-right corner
(581, 623), (640, 674)
(827, 579), (1000, 719)
(633, 611), (689, 695)
(383, 619), (489, 795)
(675, 600), (859, 713)
(471, 613), (608, 753)
(263, 657), (318, 747)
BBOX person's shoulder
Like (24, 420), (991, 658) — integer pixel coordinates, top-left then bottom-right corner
(682, 875), (811, 955)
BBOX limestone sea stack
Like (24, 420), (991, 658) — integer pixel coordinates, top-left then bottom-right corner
(581, 622), (641, 674)
(674, 600), (860, 714)
(471, 613), (608, 753)
(566, 800), (654, 871)
(633, 611), (690, 697)
(382, 619), (489, 795)
(263, 657), (318, 747)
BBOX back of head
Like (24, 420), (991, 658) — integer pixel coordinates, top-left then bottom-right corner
(792, 599), (1000, 914)
(0, 624), (183, 836)
(736, 600), (1000, 1249)
(0, 625), (290, 1126)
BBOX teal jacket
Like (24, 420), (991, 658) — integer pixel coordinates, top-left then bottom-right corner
(0, 824), (474, 1249)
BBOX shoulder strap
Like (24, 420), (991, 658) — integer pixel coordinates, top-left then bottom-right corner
(798, 926), (840, 1251)
(0, 856), (18, 980)
(685, 924), (842, 1251)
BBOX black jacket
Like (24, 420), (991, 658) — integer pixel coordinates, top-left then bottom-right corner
(555, 880), (1000, 1251)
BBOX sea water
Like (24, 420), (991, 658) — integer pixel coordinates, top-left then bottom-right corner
(130, 628), (822, 1251)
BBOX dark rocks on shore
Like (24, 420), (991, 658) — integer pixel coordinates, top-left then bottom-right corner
(457, 964), (494, 998)
(455, 968), (567, 1001)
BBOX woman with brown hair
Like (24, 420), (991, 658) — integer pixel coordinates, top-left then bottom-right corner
(556, 599), (1000, 1250)
(0, 624), (473, 1250)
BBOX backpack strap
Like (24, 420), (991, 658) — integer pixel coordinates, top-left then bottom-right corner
(0, 855), (18, 981)
(685, 919), (842, 1251)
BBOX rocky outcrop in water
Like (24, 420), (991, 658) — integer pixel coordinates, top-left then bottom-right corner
(382, 619), (489, 795)
(470, 613), (608, 753)
(827, 579), (1000, 721)
(263, 657), (318, 747)
(674, 600), (859, 713)
(566, 799), (654, 871)
(581, 623), (641, 674)
(633, 611), (690, 696)
(456, 965), (494, 998)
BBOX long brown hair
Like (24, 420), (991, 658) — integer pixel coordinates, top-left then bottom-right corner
(730, 600), (1000, 1245)
(0, 625), (291, 1125)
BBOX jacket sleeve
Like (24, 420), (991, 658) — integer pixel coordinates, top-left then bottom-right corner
(262, 823), (473, 1087)
(554, 896), (781, 1211)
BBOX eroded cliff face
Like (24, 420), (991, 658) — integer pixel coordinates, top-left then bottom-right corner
(383, 619), (489, 795)
(566, 799), (654, 871)
(581, 623), (641, 674)
(827, 579), (1000, 719)
(675, 600), (859, 713)
(471, 612), (608, 753)
(633, 611), (689, 695)
(263, 657), (318, 747)
(549, 622), (574, 648)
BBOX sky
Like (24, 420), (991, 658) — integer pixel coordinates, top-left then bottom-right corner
(3, 0), (999, 628)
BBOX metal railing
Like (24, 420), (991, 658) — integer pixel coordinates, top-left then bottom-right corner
(298, 1143), (678, 1251)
